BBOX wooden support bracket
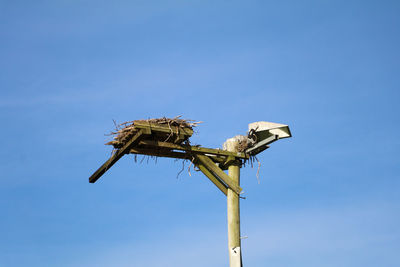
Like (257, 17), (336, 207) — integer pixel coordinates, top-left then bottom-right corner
(138, 140), (249, 159)
(219, 156), (241, 170)
(89, 129), (148, 183)
(196, 163), (228, 195)
(89, 122), (246, 193)
(194, 154), (242, 194)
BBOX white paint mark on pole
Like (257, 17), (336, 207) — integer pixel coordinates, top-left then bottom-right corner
(230, 246), (242, 267)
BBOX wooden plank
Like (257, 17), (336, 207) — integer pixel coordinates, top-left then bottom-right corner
(133, 121), (193, 137)
(130, 148), (226, 163)
(89, 129), (147, 183)
(174, 133), (189, 143)
(194, 155), (242, 194)
(197, 163), (228, 195)
(138, 140), (249, 159)
(130, 148), (190, 160)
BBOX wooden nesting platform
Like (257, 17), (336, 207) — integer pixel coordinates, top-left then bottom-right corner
(89, 121), (249, 195)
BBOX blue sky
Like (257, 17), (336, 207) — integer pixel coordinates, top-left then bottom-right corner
(1, 0), (399, 266)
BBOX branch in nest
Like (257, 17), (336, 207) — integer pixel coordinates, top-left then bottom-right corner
(104, 116), (201, 148)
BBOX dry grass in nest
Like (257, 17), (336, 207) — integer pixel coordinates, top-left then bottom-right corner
(105, 116), (201, 148)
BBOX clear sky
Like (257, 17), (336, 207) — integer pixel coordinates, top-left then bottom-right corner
(1, 1), (399, 266)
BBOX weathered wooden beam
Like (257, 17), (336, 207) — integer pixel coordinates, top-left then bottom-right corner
(227, 163), (241, 267)
(89, 129), (148, 183)
(224, 137), (243, 267)
(196, 163), (228, 195)
(130, 148), (190, 160)
(134, 121), (193, 137)
(139, 140), (249, 159)
(130, 148), (227, 163)
(194, 154), (242, 194)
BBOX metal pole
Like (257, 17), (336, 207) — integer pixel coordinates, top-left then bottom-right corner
(225, 139), (242, 267)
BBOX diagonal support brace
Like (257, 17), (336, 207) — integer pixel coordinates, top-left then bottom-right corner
(194, 154), (242, 194)
(89, 129), (149, 183)
(196, 162), (228, 195)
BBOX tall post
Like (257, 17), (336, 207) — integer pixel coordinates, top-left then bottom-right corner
(225, 138), (242, 267)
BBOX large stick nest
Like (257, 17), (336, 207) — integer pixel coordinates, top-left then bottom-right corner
(105, 116), (201, 148)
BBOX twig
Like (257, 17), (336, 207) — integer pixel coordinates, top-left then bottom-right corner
(177, 160), (185, 179)
(255, 156), (261, 184)
(188, 157), (195, 177)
